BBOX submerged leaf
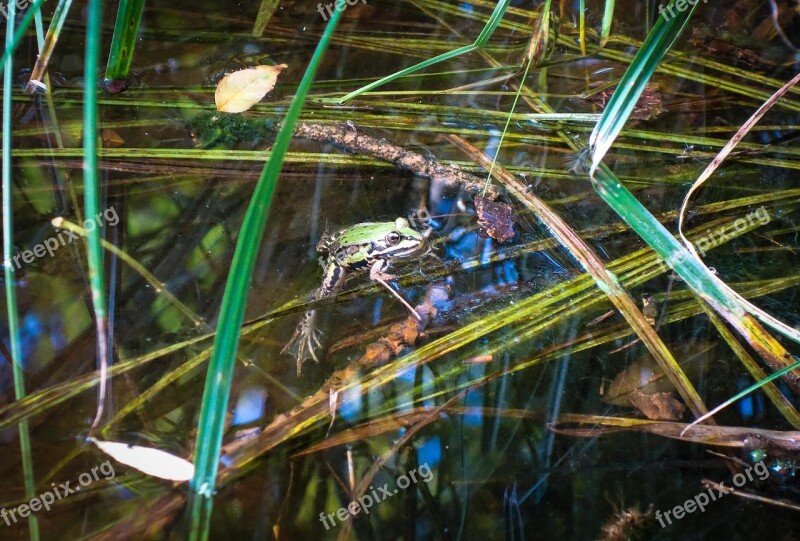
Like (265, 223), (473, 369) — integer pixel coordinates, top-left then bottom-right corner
(89, 438), (194, 481)
(603, 341), (715, 406)
(215, 64), (288, 113)
(628, 390), (686, 421)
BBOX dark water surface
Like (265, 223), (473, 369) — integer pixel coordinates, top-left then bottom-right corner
(2, 0), (800, 539)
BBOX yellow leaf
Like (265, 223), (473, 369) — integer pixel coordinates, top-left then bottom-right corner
(215, 64), (288, 113)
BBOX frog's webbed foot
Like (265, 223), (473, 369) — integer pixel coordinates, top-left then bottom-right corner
(281, 310), (322, 376)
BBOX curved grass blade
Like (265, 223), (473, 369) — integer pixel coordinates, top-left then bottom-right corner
(2, 3), (40, 539)
(573, 0), (800, 402)
(186, 7), (344, 540)
(677, 72), (800, 343)
(331, 0), (512, 103)
(683, 357), (800, 435)
(82, 0), (108, 431)
(453, 5), (800, 418)
(588, 0), (699, 175)
(450, 10), (800, 383)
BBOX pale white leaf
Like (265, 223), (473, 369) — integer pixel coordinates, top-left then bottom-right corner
(88, 438), (194, 482)
(215, 64), (288, 113)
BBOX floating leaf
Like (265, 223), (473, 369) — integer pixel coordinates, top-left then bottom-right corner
(88, 437), (194, 481)
(215, 64), (287, 113)
(474, 195), (515, 243)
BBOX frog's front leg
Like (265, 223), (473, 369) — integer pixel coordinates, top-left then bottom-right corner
(368, 259), (395, 282)
(369, 260), (421, 321)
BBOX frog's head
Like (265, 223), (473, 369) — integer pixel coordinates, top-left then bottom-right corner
(377, 217), (426, 259)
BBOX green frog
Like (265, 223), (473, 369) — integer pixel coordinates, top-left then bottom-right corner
(282, 217), (427, 375)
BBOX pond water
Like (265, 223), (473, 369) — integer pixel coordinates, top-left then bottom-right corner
(2, 0), (800, 539)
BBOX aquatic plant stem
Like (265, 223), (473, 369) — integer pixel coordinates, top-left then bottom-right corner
(0, 0), (46, 75)
(83, 0), (108, 431)
(105, 0), (145, 82)
(187, 7), (344, 540)
(599, 0), (615, 46)
(25, 0), (74, 93)
(2, 3), (40, 539)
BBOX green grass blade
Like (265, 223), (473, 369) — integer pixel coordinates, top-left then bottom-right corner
(83, 0), (108, 430)
(582, 0), (800, 353)
(332, 0), (512, 103)
(685, 357), (800, 432)
(105, 0), (146, 81)
(3, 3), (40, 539)
(34, 4), (44, 45)
(591, 161), (800, 349)
(25, 0), (73, 92)
(599, 0), (614, 46)
(579, 0), (585, 55)
(186, 7), (344, 540)
(592, 163), (742, 313)
(474, 0), (511, 46)
(333, 43), (476, 103)
(589, 0), (698, 174)
(252, 0), (279, 36)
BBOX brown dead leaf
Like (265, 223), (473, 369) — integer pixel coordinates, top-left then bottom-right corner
(102, 129), (126, 148)
(474, 195), (515, 242)
(215, 64), (287, 113)
(628, 390), (686, 421)
(603, 341), (715, 406)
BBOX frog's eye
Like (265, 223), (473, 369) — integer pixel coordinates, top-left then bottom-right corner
(385, 232), (402, 245)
